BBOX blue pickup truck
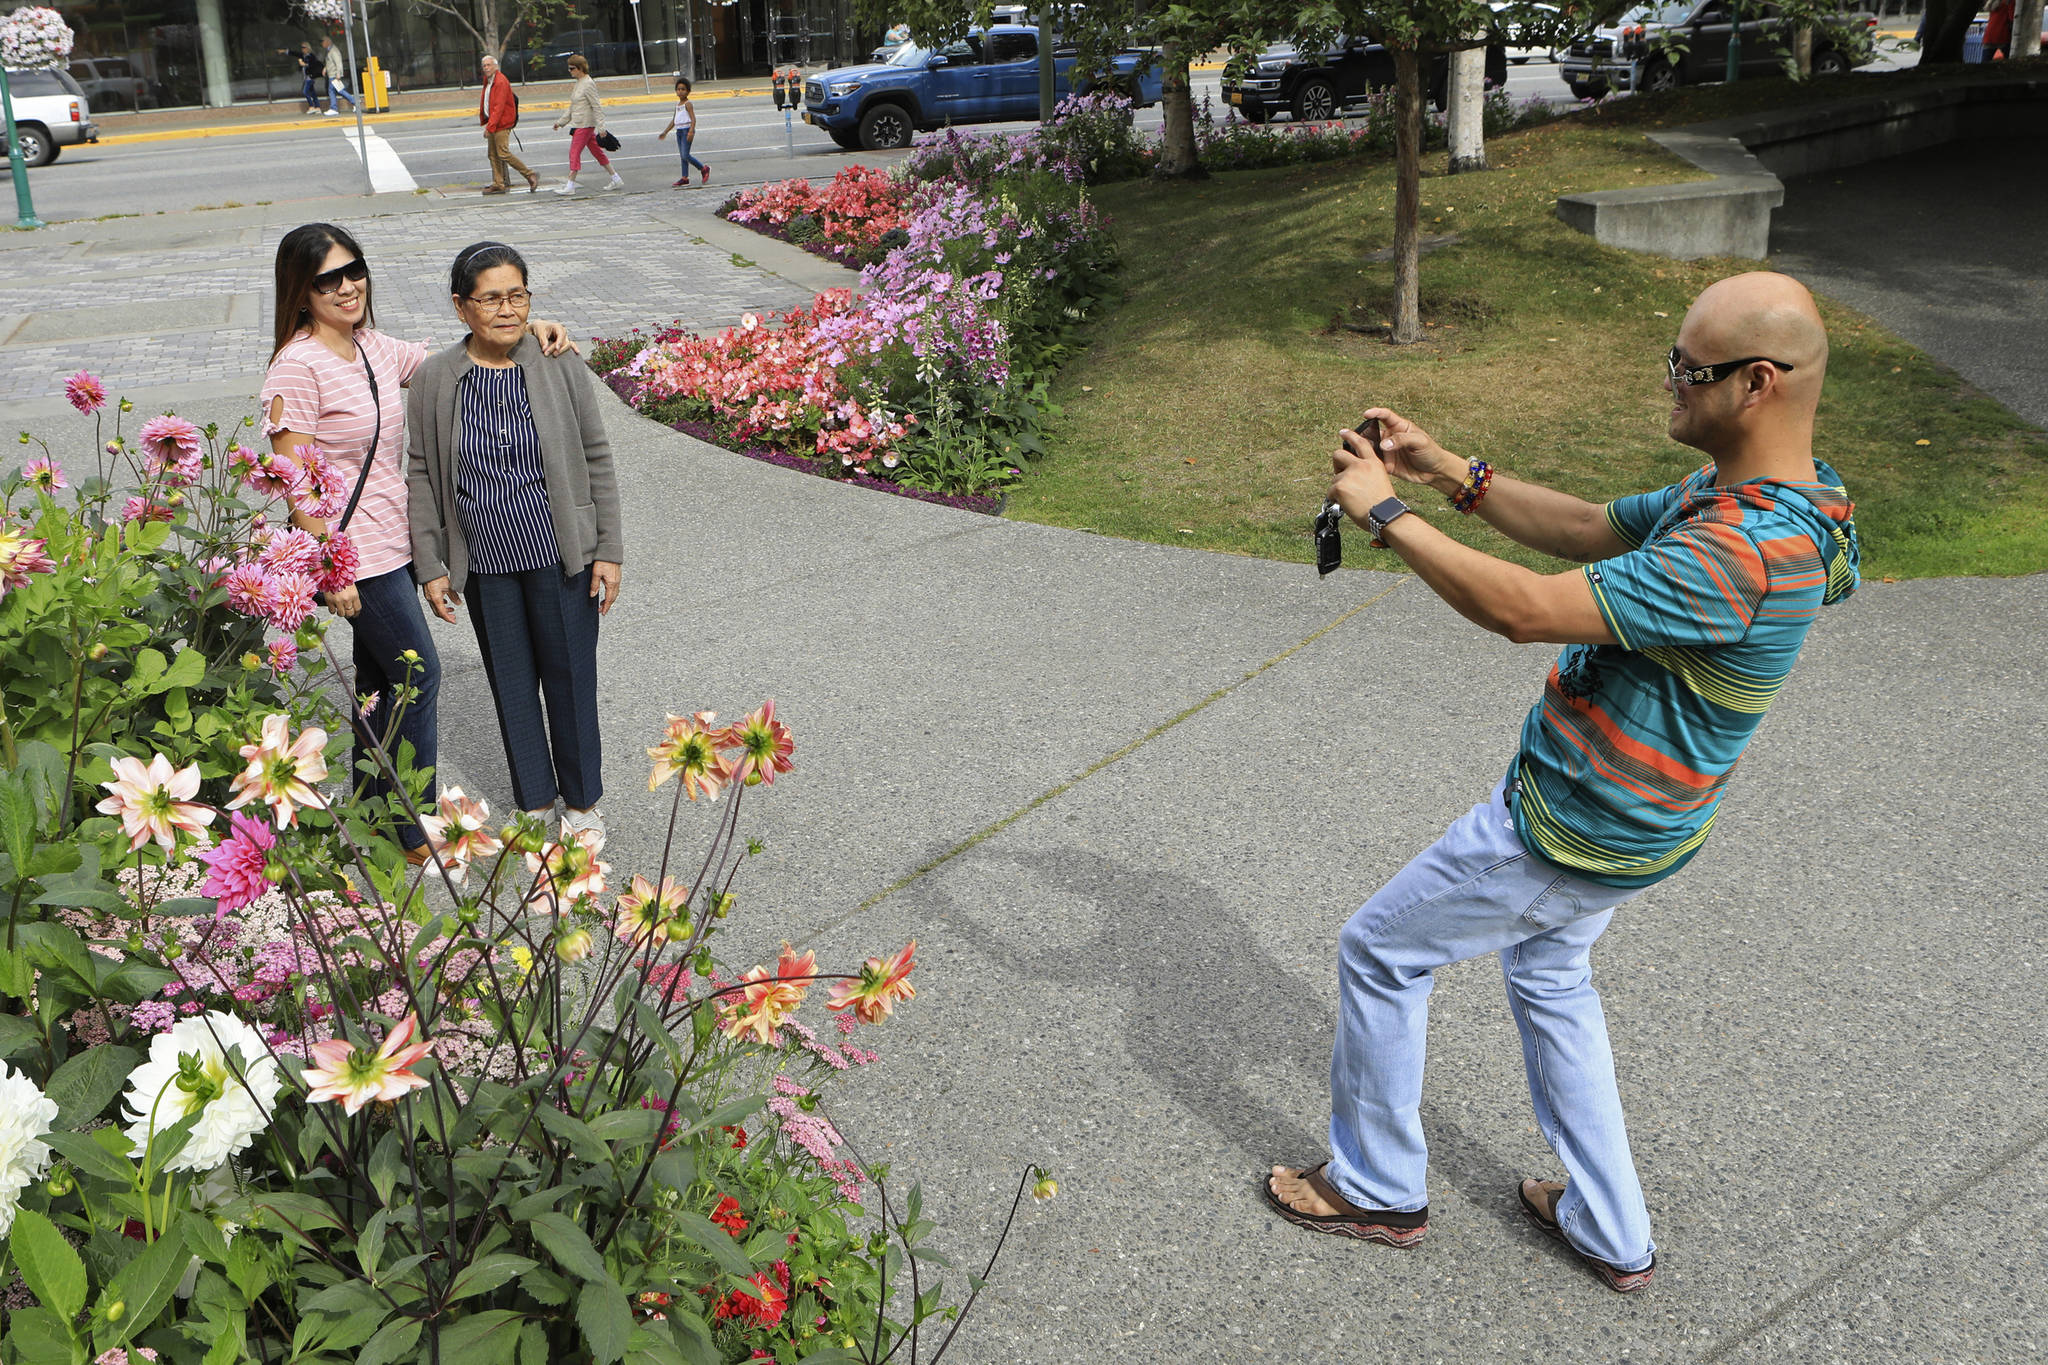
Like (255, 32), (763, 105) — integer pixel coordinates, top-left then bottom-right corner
(802, 25), (1163, 151)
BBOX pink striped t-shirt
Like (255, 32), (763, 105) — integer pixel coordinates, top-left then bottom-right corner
(260, 328), (429, 580)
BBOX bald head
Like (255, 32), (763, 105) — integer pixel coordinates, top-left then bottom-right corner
(1682, 271), (1828, 410)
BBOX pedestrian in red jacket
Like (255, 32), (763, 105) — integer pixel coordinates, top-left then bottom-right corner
(480, 56), (538, 195)
(1984, 0), (2015, 59)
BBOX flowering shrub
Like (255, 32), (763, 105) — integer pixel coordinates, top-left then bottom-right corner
(0, 387), (1051, 1364)
(0, 5), (72, 68)
(722, 165), (911, 265)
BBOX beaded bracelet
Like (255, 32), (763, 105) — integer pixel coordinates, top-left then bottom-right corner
(1449, 459), (1494, 515)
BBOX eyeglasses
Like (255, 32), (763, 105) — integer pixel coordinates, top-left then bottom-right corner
(462, 289), (534, 313)
(1667, 345), (1795, 388)
(311, 259), (369, 295)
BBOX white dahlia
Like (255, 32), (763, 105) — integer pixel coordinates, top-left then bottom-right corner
(121, 1012), (280, 1173)
(0, 1061), (60, 1235)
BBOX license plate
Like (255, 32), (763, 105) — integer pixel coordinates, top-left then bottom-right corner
(1228, 91), (1242, 104)
(802, 111), (812, 124)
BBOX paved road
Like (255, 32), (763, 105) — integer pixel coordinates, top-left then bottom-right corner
(5, 63), (1601, 225)
(1, 56), (2039, 1363)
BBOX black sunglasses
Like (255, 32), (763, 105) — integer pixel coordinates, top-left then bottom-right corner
(311, 258), (370, 295)
(1667, 345), (1794, 388)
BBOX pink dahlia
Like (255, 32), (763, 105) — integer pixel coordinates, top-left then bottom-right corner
(222, 563), (274, 617)
(0, 526), (57, 594)
(22, 456), (66, 491)
(194, 812), (276, 916)
(265, 570), (317, 632)
(65, 371), (106, 415)
(244, 451), (298, 501)
(137, 415), (204, 485)
(120, 496), (173, 525)
(257, 527), (321, 577)
(266, 638), (297, 673)
(312, 531), (358, 595)
(224, 444), (259, 484)
(291, 445), (349, 519)
(96, 752), (214, 851)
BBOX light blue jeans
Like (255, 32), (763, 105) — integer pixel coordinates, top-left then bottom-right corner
(1327, 778), (1655, 1271)
(676, 129), (707, 177)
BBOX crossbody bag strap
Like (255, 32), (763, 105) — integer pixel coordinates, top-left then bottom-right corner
(334, 339), (381, 535)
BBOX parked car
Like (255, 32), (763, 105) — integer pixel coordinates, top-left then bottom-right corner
(1560, 0), (1877, 99)
(2, 65), (98, 166)
(1221, 37), (1507, 122)
(67, 56), (148, 110)
(802, 25), (1164, 151)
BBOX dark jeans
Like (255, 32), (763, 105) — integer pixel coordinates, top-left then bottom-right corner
(349, 565), (440, 849)
(467, 563), (603, 812)
(302, 76), (318, 108)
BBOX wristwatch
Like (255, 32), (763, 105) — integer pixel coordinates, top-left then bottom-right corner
(1364, 496), (1412, 545)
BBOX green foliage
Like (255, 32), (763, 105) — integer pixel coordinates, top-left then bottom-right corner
(588, 332), (654, 377)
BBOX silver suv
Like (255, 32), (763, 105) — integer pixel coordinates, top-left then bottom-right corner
(4, 66), (99, 167)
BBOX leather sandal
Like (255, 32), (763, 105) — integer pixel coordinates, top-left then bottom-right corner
(1259, 1163), (1428, 1247)
(1518, 1179), (1656, 1293)
(524, 169), (540, 193)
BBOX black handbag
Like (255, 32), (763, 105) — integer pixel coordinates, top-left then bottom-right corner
(596, 129), (621, 152)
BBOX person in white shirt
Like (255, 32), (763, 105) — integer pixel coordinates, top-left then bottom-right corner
(656, 77), (710, 188)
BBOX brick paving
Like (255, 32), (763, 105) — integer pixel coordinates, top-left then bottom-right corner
(0, 196), (821, 405)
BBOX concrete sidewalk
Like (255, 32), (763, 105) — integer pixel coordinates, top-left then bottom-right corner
(4, 185), (2042, 1364)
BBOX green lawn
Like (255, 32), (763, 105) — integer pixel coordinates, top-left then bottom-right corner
(1007, 89), (2048, 579)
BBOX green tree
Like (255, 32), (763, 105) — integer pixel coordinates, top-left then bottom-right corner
(405, 0), (587, 65)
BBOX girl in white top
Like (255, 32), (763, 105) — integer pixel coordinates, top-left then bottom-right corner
(657, 77), (710, 189)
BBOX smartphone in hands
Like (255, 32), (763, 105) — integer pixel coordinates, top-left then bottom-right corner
(1354, 415), (1383, 456)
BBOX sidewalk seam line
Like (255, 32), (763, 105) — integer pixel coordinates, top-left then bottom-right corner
(810, 577), (1407, 938)
(1698, 1123), (2048, 1362)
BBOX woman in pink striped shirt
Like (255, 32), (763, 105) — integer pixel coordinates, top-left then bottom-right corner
(261, 222), (572, 862)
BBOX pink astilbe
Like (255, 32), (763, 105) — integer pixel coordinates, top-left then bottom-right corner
(194, 812), (276, 916)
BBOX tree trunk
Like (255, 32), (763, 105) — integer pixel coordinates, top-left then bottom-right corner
(2017, 0), (2044, 57)
(1792, 25), (1814, 77)
(1390, 47), (1425, 345)
(1919, 0), (1978, 62)
(1153, 44), (1205, 179)
(1446, 46), (1486, 174)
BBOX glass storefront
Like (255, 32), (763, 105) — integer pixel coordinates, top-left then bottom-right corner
(47, 0), (876, 110)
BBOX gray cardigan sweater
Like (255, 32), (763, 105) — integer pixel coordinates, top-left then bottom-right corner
(405, 335), (623, 587)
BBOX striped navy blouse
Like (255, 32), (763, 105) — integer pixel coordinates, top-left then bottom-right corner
(455, 364), (560, 576)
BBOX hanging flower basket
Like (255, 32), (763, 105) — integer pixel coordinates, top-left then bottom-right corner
(0, 6), (74, 69)
(293, 0), (349, 24)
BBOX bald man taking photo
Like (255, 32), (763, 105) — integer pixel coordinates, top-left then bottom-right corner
(1263, 272), (1861, 1292)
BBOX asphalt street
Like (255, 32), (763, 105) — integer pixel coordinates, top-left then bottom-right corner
(9, 65), (1588, 225)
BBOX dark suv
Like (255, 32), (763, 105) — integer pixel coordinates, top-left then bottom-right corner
(1222, 38), (1508, 122)
(1561, 0), (1877, 99)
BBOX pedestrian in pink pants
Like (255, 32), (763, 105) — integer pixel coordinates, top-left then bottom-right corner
(552, 55), (621, 196)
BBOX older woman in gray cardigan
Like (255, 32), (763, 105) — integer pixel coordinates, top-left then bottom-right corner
(407, 241), (623, 841)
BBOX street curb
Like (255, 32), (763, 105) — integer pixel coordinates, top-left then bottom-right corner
(95, 86), (773, 147)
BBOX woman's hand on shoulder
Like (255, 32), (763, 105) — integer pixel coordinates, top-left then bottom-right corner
(530, 319), (580, 357)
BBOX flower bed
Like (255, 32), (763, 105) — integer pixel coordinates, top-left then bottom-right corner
(0, 384), (1050, 1363)
(599, 157), (1111, 501)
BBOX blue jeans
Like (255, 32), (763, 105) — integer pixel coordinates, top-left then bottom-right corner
(1328, 778), (1655, 1271)
(302, 76), (318, 109)
(328, 77), (358, 112)
(676, 130), (707, 176)
(347, 565), (439, 849)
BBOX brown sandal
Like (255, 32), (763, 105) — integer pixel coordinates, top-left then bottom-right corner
(1518, 1179), (1656, 1293)
(1260, 1163), (1428, 1247)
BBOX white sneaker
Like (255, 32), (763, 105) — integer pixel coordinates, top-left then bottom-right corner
(553, 179), (578, 195)
(323, 109), (338, 117)
(560, 806), (606, 847)
(604, 173), (624, 190)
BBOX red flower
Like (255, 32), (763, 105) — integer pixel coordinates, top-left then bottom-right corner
(713, 1263), (791, 1330)
(722, 1123), (748, 1150)
(710, 1194), (749, 1236)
